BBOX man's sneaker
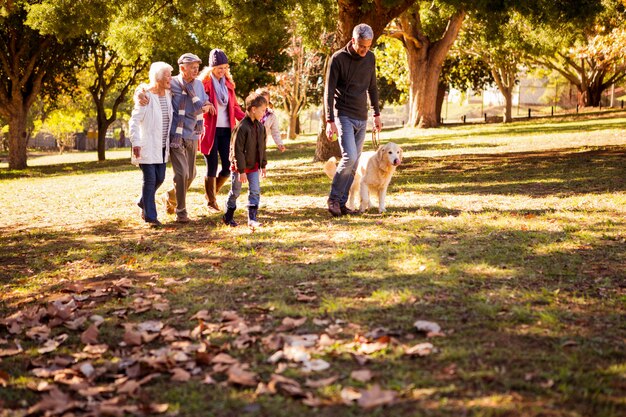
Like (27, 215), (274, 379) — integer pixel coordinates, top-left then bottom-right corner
(146, 219), (162, 228)
(340, 205), (359, 216)
(327, 199), (342, 217)
(161, 192), (176, 214)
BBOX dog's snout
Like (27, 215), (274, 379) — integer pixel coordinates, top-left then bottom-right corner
(393, 158), (401, 166)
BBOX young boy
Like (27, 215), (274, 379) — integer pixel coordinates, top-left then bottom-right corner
(223, 93), (268, 228)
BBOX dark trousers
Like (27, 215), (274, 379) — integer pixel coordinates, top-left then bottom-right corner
(204, 127), (231, 178)
(139, 162), (167, 222)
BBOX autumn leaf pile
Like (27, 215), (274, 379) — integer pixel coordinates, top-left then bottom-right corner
(0, 277), (444, 415)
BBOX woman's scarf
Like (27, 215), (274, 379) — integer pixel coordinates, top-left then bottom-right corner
(211, 74), (229, 107)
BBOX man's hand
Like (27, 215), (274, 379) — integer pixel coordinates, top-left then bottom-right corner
(132, 147), (141, 158)
(261, 168), (267, 178)
(239, 172), (248, 184)
(326, 121), (338, 142)
(373, 115), (382, 132)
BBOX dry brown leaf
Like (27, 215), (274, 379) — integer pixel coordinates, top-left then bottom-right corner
(405, 342), (435, 357)
(38, 334), (68, 354)
(351, 369), (373, 382)
(141, 332), (160, 343)
(268, 374), (305, 397)
(0, 370), (9, 387)
(137, 320), (164, 333)
(357, 341), (387, 355)
(117, 379), (141, 394)
(305, 375), (338, 388)
(276, 316), (307, 332)
(202, 374), (216, 385)
(83, 344), (108, 356)
(26, 325), (51, 341)
(357, 384), (396, 409)
(302, 393), (325, 407)
(340, 386), (362, 404)
(123, 329), (142, 347)
(211, 353), (238, 364)
(170, 368), (191, 382)
(64, 316), (88, 330)
(414, 320), (443, 337)
(27, 387), (77, 415)
(145, 403), (169, 414)
(80, 324), (99, 345)
(351, 353), (369, 366)
(296, 294), (318, 302)
(153, 303), (170, 312)
(301, 359), (330, 372)
(191, 310), (211, 321)
(227, 365), (258, 387)
(0, 341), (23, 357)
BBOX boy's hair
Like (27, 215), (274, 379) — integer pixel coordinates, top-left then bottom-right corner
(245, 92), (267, 111)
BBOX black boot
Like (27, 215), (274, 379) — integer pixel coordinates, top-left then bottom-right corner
(248, 205), (261, 228)
(222, 206), (238, 227)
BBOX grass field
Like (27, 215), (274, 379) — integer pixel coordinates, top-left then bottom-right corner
(1, 114), (625, 416)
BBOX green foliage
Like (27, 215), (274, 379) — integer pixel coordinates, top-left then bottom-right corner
(375, 36), (409, 106)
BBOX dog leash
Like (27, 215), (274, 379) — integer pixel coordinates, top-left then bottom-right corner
(371, 129), (380, 149)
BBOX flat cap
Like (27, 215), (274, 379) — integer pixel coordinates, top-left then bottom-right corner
(177, 53), (202, 65)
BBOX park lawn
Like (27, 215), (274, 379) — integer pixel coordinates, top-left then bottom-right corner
(0, 114), (625, 417)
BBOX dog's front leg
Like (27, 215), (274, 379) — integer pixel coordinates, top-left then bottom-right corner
(359, 181), (370, 212)
(378, 187), (387, 213)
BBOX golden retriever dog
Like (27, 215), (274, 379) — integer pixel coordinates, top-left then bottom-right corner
(323, 142), (402, 213)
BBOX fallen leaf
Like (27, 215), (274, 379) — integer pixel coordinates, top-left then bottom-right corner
(27, 388), (77, 415)
(351, 369), (373, 382)
(38, 334), (68, 354)
(0, 370), (9, 387)
(117, 379), (141, 394)
(27, 325), (51, 341)
(405, 342), (435, 357)
(211, 353), (238, 364)
(0, 341), (23, 357)
(123, 329), (142, 347)
(202, 374), (216, 385)
(296, 294), (318, 302)
(80, 324), (99, 345)
(170, 368), (191, 382)
(302, 359), (330, 372)
(78, 362), (95, 378)
(228, 365), (258, 387)
(340, 386), (362, 404)
(358, 341), (387, 355)
(414, 320), (443, 337)
(137, 320), (164, 333)
(276, 317), (307, 332)
(357, 384), (396, 409)
(190, 310), (211, 321)
(268, 374), (305, 397)
(64, 316), (87, 330)
(305, 375), (339, 388)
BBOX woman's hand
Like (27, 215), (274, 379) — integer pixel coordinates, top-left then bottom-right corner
(132, 147), (141, 158)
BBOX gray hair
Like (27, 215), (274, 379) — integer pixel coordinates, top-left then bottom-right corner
(149, 62), (173, 86)
(352, 23), (373, 41)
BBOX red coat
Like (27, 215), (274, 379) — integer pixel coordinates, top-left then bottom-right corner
(199, 76), (245, 155)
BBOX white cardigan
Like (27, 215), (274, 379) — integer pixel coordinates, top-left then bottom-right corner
(129, 89), (172, 164)
(263, 111), (284, 147)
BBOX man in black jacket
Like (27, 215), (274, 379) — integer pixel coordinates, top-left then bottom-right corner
(324, 23), (382, 217)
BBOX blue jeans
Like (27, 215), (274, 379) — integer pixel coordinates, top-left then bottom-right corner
(226, 170), (260, 209)
(139, 162), (167, 222)
(329, 116), (367, 206)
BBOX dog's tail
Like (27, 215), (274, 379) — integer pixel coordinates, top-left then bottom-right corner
(323, 157), (338, 179)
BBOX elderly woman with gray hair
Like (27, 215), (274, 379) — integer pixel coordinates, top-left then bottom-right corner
(129, 62), (174, 227)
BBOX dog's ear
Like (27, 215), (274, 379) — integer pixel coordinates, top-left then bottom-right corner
(376, 145), (385, 163)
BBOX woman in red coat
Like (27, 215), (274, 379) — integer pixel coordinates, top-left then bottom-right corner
(199, 49), (245, 212)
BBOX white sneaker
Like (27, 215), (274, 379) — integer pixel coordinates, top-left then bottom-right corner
(248, 220), (262, 229)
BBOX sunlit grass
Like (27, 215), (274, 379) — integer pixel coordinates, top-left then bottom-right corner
(1, 115), (625, 416)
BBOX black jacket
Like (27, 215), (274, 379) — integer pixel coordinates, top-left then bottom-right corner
(229, 116), (267, 173)
(324, 42), (380, 122)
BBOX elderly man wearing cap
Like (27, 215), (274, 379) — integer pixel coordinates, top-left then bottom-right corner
(139, 53), (213, 223)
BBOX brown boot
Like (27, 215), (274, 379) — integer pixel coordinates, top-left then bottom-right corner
(204, 176), (219, 212)
(215, 175), (229, 195)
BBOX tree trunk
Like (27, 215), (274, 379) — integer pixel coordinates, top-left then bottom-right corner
(295, 116), (301, 135)
(397, 7), (466, 129)
(96, 108), (111, 162)
(314, 0), (416, 162)
(288, 113), (298, 140)
(490, 65), (516, 123)
(435, 81), (446, 123)
(8, 110), (29, 170)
